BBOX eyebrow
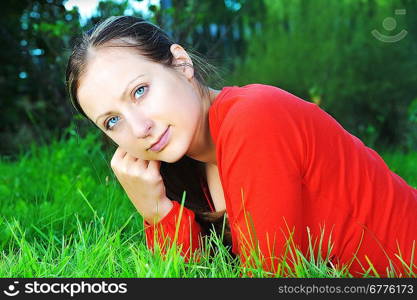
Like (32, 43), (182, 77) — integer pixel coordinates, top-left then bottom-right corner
(94, 74), (145, 125)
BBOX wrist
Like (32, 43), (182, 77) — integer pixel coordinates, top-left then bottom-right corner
(143, 198), (174, 225)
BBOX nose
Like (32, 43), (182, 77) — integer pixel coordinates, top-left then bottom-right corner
(127, 114), (152, 139)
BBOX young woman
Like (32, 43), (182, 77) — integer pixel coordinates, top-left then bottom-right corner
(66, 16), (417, 277)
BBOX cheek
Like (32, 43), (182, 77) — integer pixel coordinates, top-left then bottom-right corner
(117, 133), (133, 147)
(113, 130), (151, 158)
(105, 130), (130, 149)
(173, 104), (200, 134)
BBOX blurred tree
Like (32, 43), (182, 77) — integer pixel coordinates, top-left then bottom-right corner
(0, 0), (81, 155)
(230, 0), (417, 152)
(153, 0), (267, 85)
(84, 0), (134, 28)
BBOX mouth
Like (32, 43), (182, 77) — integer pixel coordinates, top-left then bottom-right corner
(148, 126), (171, 152)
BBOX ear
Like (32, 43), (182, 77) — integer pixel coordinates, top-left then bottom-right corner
(170, 44), (194, 81)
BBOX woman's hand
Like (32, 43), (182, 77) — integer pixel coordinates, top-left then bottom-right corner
(110, 146), (173, 225)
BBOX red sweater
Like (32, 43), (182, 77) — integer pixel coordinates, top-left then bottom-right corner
(144, 84), (417, 277)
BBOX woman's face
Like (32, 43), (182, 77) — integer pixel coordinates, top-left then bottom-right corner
(77, 44), (205, 163)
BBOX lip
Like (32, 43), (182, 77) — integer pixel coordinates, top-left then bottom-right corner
(148, 126), (171, 152)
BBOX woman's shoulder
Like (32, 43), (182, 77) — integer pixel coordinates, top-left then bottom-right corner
(209, 84), (317, 139)
(212, 84), (315, 117)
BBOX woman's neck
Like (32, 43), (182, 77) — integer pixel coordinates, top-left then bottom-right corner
(186, 86), (220, 166)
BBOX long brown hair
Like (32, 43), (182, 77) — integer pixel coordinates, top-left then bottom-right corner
(65, 16), (233, 257)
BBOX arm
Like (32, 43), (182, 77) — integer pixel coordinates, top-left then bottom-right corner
(216, 90), (307, 275)
(143, 199), (203, 262)
(108, 147), (203, 262)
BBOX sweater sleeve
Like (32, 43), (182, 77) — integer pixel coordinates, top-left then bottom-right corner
(215, 90), (307, 275)
(143, 200), (203, 262)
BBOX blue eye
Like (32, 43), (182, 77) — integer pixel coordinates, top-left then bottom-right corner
(134, 85), (147, 100)
(105, 116), (120, 130)
(103, 85), (148, 131)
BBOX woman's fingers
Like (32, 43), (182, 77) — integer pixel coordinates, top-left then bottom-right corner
(125, 152), (138, 163)
(111, 147), (125, 170)
(108, 147), (169, 220)
(115, 146), (127, 160)
(125, 152), (149, 170)
(111, 147), (142, 171)
(111, 147), (160, 176)
(147, 160), (161, 177)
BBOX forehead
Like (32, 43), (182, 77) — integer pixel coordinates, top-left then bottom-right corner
(77, 46), (156, 118)
(79, 46), (151, 93)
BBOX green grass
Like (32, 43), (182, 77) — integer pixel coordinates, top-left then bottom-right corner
(0, 125), (416, 278)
